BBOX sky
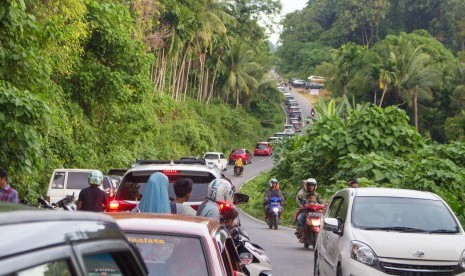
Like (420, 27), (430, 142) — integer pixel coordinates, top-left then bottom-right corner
(269, 0), (308, 44)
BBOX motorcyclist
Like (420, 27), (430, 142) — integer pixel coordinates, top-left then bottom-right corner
(263, 178), (284, 220)
(196, 178), (234, 222)
(234, 158), (244, 175)
(294, 178), (323, 238)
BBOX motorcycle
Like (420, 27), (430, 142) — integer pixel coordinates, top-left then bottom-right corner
(297, 203), (325, 249)
(234, 165), (243, 177)
(266, 197), (282, 230)
(230, 227), (272, 276)
(38, 193), (76, 211)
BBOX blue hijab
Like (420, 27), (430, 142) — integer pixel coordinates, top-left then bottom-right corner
(137, 172), (171, 213)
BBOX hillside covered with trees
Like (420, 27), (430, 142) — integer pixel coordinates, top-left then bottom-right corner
(0, 0), (284, 200)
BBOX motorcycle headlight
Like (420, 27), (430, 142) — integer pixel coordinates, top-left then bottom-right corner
(460, 250), (465, 269)
(351, 241), (378, 266)
(272, 207), (279, 212)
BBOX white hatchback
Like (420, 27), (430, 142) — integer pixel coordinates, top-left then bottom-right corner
(284, 124), (295, 136)
(203, 152), (228, 171)
(314, 188), (465, 276)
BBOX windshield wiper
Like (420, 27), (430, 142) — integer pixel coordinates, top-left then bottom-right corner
(428, 229), (459, 233)
(361, 226), (427, 232)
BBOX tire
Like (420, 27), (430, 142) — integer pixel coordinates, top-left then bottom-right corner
(304, 242), (309, 249)
(311, 232), (318, 249)
(273, 215), (278, 230)
(337, 265), (343, 276)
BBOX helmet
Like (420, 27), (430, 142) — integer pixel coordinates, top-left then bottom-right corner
(306, 178), (317, 189)
(88, 170), (104, 186)
(207, 179), (234, 203)
(269, 178), (279, 187)
(220, 204), (239, 220)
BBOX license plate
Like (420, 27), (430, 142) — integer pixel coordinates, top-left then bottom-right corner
(307, 212), (320, 217)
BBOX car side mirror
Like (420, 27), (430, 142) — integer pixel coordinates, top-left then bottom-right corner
(234, 193), (249, 205)
(323, 217), (343, 236)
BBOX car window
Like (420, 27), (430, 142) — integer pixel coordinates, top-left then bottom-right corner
(15, 259), (72, 276)
(67, 172), (91, 189)
(204, 154), (219, 159)
(83, 252), (123, 275)
(126, 233), (209, 276)
(255, 144), (267, 149)
(51, 172), (65, 189)
(233, 150), (244, 154)
(117, 172), (213, 202)
(352, 197), (460, 232)
(327, 196), (344, 219)
(220, 154), (226, 159)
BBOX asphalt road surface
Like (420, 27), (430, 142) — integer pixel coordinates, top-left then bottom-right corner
(223, 88), (316, 275)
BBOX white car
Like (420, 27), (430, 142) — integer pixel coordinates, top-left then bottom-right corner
(314, 188), (465, 276)
(284, 124), (295, 136)
(203, 152), (228, 171)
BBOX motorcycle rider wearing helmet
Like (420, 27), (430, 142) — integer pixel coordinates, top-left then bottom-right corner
(197, 178), (234, 222)
(294, 178), (323, 238)
(77, 170), (109, 212)
(234, 158), (244, 174)
(263, 178), (284, 220)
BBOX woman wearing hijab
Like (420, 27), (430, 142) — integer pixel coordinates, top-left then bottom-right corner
(134, 172), (171, 213)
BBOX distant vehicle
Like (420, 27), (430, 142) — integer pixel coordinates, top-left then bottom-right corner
(46, 169), (115, 204)
(290, 120), (302, 132)
(314, 188), (465, 276)
(0, 203), (148, 275)
(304, 82), (324, 89)
(267, 136), (280, 142)
(288, 101), (299, 110)
(284, 125), (295, 136)
(109, 213), (246, 276)
(308, 75), (325, 83)
(291, 79), (305, 87)
(228, 148), (253, 165)
(203, 152), (228, 171)
(253, 142), (273, 156)
(290, 110), (302, 120)
(274, 132), (287, 139)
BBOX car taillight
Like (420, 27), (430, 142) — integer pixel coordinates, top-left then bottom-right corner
(218, 203), (232, 211)
(190, 204), (200, 211)
(162, 169), (180, 175)
(106, 200), (136, 212)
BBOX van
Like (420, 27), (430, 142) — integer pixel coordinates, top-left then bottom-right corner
(314, 188), (465, 275)
(46, 169), (115, 204)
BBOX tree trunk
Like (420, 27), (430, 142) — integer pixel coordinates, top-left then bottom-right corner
(414, 86), (418, 131)
(379, 85), (388, 107)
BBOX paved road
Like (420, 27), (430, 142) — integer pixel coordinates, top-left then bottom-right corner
(223, 88), (316, 275)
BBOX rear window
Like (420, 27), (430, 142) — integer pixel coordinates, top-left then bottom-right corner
(67, 172), (91, 189)
(284, 125), (293, 130)
(232, 149), (245, 154)
(127, 233), (209, 276)
(51, 171), (66, 189)
(204, 154), (219, 159)
(116, 170), (216, 202)
(255, 143), (268, 149)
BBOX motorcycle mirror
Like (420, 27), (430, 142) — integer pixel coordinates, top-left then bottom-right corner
(234, 193), (249, 205)
(239, 253), (253, 265)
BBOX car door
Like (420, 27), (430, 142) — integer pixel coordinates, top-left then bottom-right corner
(219, 153), (227, 170)
(320, 193), (349, 275)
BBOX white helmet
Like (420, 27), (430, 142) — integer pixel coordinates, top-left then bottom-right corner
(207, 179), (234, 203)
(269, 178), (279, 187)
(88, 170), (104, 186)
(306, 178), (317, 190)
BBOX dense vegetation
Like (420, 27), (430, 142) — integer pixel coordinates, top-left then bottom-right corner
(276, 0), (465, 142)
(0, 0), (285, 201)
(242, 100), (465, 226)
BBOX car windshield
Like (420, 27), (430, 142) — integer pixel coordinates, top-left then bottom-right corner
(284, 126), (293, 129)
(116, 171), (215, 202)
(233, 149), (245, 154)
(126, 233), (209, 276)
(352, 197), (460, 233)
(203, 154), (219, 159)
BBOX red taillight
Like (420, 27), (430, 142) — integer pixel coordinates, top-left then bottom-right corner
(106, 200), (136, 212)
(190, 204), (200, 211)
(218, 203), (232, 211)
(162, 169), (180, 175)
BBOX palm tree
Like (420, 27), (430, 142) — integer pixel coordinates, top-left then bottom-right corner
(220, 41), (260, 108)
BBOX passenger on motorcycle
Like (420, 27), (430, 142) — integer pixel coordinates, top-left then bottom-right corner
(221, 204), (239, 230)
(295, 180), (307, 208)
(263, 178), (284, 220)
(294, 178), (323, 237)
(234, 158), (244, 174)
(196, 178), (234, 222)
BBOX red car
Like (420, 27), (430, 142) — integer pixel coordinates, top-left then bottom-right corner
(228, 148), (252, 165)
(253, 142), (273, 156)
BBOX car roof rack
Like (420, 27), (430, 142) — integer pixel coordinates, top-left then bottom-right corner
(135, 159), (206, 166)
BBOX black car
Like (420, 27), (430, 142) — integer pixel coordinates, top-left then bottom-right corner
(304, 82), (324, 89)
(0, 202), (148, 275)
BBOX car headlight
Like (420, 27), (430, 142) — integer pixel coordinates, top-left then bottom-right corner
(460, 250), (465, 269)
(351, 241), (378, 266)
